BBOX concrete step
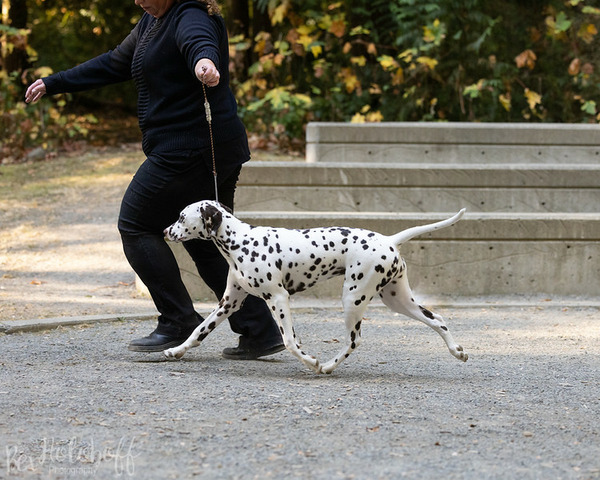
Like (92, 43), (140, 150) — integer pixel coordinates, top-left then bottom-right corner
(237, 162), (600, 213)
(306, 122), (600, 164)
(170, 212), (600, 298)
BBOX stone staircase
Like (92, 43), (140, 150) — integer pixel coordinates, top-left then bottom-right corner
(168, 122), (600, 300)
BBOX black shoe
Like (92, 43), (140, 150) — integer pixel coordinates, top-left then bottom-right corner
(222, 337), (285, 360)
(128, 330), (191, 353)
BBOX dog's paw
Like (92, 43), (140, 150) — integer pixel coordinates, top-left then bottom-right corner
(164, 347), (186, 360)
(451, 345), (468, 362)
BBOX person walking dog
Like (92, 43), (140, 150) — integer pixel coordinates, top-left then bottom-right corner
(25, 0), (284, 359)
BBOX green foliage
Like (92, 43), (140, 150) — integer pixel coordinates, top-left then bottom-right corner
(231, 0), (599, 148)
(2, 0), (599, 158)
(0, 27), (98, 163)
(27, 0), (140, 110)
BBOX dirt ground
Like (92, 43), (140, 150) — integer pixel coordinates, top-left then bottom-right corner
(1, 146), (599, 479)
(1, 306), (599, 479)
(0, 146), (170, 322)
(0, 145), (303, 323)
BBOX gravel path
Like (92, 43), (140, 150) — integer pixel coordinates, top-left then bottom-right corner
(1, 305), (599, 479)
(1, 148), (599, 479)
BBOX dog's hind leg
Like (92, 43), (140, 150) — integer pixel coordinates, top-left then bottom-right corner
(319, 283), (374, 374)
(379, 262), (468, 362)
(164, 278), (248, 360)
(265, 291), (322, 373)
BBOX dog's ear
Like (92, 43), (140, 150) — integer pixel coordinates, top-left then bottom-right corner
(202, 204), (223, 236)
(219, 202), (233, 214)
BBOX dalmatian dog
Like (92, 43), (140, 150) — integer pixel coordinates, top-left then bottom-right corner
(163, 200), (468, 374)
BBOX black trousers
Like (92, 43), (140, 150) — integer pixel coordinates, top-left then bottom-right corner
(117, 142), (281, 345)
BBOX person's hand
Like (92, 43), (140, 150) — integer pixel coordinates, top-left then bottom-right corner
(195, 59), (220, 87)
(25, 79), (47, 104)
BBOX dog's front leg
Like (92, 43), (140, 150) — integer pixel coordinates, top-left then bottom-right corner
(266, 292), (322, 373)
(164, 279), (248, 360)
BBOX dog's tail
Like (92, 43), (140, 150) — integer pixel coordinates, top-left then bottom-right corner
(391, 209), (466, 246)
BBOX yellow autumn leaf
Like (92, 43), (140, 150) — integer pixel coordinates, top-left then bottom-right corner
(525, 88), (542, 110)
(296, 25), (315, 49)
(399, 49), (416, 63)
(271, 1), (290, 26)
(344, 74), (360, 93)
(577, 23), (598, 44)
(366, 111), (383, 122)
(416, 56), (438, 70)
(378, 55), (398, 71)
(391, 67), (404, 86)
(360, 105), (370, 113)
(294, 94), (312, 106)
(318, 14), (332, 31)
(310, 44), (323, 58)
(351, 113), (366, 123)
(351, 56), (366, 67)
(298, 34), (313, 49)
(499, 93), (511, 111)
(423, 19), (441, 43)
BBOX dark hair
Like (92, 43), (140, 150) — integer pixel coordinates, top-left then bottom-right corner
(198, 0), (221, 15)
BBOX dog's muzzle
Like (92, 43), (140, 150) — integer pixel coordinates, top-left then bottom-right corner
(163, 227), (178, 242)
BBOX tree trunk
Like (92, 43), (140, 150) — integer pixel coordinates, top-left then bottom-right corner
(3, 0), (29, 73)
(224, 0), (249, 37)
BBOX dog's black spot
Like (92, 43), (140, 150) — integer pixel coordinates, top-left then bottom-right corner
(419, 306), (435, 319)
(275, 259), (282, 270)
(375, 264), (385, 274)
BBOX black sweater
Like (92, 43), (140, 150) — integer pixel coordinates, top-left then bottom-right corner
(43, 0), (245, 156)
